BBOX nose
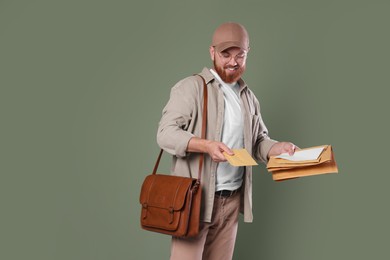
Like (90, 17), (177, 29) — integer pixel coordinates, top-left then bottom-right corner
(227, 57), (238, 66)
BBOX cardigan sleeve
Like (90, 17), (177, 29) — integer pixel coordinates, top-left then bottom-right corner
(157, 77), (200, 158)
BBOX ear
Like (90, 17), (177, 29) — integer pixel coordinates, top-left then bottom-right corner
(209, 46), (215, 61)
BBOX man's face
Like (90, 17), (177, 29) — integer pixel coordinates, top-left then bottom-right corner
(210, 46), (248, 83)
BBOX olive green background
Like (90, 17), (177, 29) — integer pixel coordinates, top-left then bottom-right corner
(1, 0), (389, 259)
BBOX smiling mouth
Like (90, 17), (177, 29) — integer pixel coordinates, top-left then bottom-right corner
(225, 66), (239, 71)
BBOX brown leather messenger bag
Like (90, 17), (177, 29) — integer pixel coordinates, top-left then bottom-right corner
(139, 75), (207, 237)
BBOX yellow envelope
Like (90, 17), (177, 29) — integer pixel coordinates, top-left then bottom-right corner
(223, 149), (258, 166)
(267, 145), (338, 181)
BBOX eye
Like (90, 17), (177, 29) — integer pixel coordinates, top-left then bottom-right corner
(236, 52), (246, 58)
(220, 52), (230, 58)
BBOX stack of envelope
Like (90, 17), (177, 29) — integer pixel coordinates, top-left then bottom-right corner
(267, 145), (338, 181)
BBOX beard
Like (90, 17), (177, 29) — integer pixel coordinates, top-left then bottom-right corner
(213, 59), (246, 83)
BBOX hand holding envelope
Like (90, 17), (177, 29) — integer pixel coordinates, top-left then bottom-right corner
(222, 145), (338, 182)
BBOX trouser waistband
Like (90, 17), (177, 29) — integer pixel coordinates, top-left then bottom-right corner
(215, 187), (240, 198)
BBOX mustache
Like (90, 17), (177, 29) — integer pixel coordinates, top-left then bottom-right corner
(224, 65), (239, 69)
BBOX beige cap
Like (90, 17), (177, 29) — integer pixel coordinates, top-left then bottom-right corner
(211, 22), (249, 52)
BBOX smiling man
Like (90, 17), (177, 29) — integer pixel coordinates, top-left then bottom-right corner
(157, 22), (297, 260)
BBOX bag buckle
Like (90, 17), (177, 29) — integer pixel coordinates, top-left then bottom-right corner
(169, 207), (174, 223)
(142, 203), (148, 219)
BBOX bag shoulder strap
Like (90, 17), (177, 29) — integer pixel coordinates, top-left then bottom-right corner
(153, 74), (208, 183)
(196, 75), (207, 183)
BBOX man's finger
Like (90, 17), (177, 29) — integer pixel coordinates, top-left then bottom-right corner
(220, 144), (234, 155)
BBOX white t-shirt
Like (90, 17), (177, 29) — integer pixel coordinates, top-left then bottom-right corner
(210, 69), (244, 191)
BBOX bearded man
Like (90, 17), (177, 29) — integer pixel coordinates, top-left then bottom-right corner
(157, 22), (297, 260)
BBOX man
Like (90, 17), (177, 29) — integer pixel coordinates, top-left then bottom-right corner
(157, 22), (297, 260)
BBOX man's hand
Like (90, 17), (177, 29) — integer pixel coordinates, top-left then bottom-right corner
(268, 142), (298, 158)
(187, 137), (234, 162)
(205, 140), (234, 162)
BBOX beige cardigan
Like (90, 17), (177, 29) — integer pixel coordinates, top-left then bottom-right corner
(157, 68), (278, 223)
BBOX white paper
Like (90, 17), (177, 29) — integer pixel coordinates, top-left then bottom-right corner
(275, 146), (325, 162)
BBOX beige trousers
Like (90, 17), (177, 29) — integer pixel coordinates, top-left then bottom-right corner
(170, 192), (240, 260)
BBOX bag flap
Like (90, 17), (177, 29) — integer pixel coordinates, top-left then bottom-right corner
(140, 174), (195, 211)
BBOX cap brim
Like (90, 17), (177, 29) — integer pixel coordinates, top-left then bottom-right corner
(215, 41), (248, 52)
